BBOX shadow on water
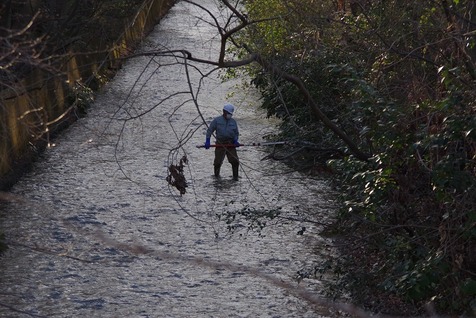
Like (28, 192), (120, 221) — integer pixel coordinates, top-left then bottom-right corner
(211, 176), (239, 189)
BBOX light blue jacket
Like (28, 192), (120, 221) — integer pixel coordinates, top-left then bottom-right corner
(206, 115), (239, 142)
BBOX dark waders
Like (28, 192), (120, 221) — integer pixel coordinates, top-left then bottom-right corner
(214, 140), (239, 180)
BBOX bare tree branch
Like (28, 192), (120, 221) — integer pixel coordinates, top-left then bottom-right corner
(124, 1), (372, 161)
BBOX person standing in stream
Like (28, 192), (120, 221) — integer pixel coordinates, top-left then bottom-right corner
(204, 103), (240, 180)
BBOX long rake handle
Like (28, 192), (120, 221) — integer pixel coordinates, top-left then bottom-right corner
(196, 141), (288, 148)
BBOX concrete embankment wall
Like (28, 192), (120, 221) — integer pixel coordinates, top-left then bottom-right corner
(0, 0), (176, 190)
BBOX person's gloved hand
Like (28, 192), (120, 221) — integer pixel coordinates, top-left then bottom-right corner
(205, 138), (211, 149)
(233, 139), (240, 147)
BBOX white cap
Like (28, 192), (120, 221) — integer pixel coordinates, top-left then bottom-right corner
(223, 103), (235, 114)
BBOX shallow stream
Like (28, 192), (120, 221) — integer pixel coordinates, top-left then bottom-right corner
(0, 1), (338, 317)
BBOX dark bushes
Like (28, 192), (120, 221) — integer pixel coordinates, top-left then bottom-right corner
(243, 0), (475, 315)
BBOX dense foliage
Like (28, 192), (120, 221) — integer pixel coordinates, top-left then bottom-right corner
(241, 0), (476, 315)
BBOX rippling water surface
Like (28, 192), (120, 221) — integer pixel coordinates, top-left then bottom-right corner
(0, 1), (338, 317)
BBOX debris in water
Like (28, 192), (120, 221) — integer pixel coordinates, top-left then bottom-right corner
(166, 155), (188, 195)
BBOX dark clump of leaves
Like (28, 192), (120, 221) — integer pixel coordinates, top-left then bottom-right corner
(166, 155), (188, 196)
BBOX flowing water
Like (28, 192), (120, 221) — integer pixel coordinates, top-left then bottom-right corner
(0, 1), (339, 317)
